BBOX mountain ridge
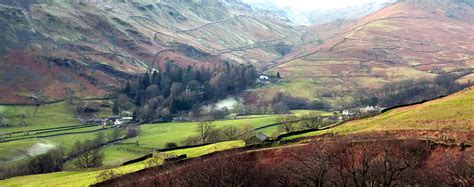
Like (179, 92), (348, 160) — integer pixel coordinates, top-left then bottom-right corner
(0, 0), (301, 104)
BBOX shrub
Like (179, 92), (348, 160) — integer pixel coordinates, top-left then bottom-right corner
(165, 142), (178, 149)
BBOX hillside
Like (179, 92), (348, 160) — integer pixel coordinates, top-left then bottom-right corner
(95, 87), (474, 187)
(288, 86), (474, 142)
(0, 0), (302, 104)
(256, 0), (474, 106)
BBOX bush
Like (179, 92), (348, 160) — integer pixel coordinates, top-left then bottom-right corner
(165, 142), (178, 149)
(183, 136), (201, 146)
(28, 148), (64, 174)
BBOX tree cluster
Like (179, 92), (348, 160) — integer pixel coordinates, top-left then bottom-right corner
(120, 60), (258, 122)
(125, 139), (472, 187)
(355, 73), (467, 107)
(183, 121), (255, 146)
(69, 133), (105, 168)
(0, 148), (64, 179)
(276, 113), (334, 133)
(273, 42), (292, 56)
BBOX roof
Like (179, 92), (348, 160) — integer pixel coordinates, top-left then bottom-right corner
(256, 133), (269, 141)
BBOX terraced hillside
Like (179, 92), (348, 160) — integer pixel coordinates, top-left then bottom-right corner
(257, 0), (474, 105)
(0, 0), (302, 104)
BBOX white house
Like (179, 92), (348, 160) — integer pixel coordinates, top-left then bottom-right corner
(342, 110), (353, 116)
(364, 106), (379, 113)
(114, 119), (122, 127)
(122, 117), (133, 122)
(259, 75), (269, 81)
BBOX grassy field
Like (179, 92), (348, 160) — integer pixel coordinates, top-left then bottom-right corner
(0, 104), (330, 167)
(0, 141), (245, 187)
(125, 115), (280, 149)
(0, 102), (80, 133)
(284, 87), (474, 140)
(0, 101), (331, 184)
(0, 128), (117, 163)
(291, 110), (334, 117)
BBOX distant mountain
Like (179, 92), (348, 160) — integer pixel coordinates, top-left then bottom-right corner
(305, 1), (394, 25)
(242, 0), (394, 25)
(252, 0), (474, 107)
(0, 0), (301, 104)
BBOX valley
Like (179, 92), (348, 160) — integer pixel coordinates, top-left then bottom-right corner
(0, 0), (473, 186)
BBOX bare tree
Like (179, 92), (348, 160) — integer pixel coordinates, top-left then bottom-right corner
(439, 153), (474, 186)
(370, 141), (427, 187)
(277, 115), (298, 133)
(221, 125), (239, 140)
(126, 126), (139, 138)
(300, 112), (323, 129)
(196, 121), (215, 143)
(75, 143), (103, 168)
(172, 154), (258, 187)
(285, 143), (332, 186)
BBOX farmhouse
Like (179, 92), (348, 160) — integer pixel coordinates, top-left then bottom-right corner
(103, 116), (121, 126)
(364, 106), (380, 113)
(342, 110), (353, 116)
(259, 75), (269, 81)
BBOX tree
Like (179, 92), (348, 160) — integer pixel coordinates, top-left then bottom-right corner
(300, 113), (322, 129)
(371, 141), (427, 187)
(28, 148), (64, 174)
(277, 115), (298, 133)
(165, 142), (178, 149)
(171, 154), (259, 187)
(109, 128), (122, 140)
(126, 126), (139, 138)
(145, 85), (160, 99)
(112, 99), (119, 115)
(0, 116), (9, 128)
(123, 82), (131, 95)
(74, 140), (103, 168)
(151, 70), (160, 85)
(221, 125), (239, 140)
(141, 72), (150, 89)
(273, 42), (292, 56)
(196, 121), (215, 143)
(285, 143), (331, 186)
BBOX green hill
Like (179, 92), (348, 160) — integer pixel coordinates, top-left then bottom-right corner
(287, 87), (474, 139)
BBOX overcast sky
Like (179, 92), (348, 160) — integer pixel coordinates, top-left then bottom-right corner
(243, 0), (390, 11)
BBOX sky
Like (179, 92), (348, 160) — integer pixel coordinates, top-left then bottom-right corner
(243, 0), (390, 11)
